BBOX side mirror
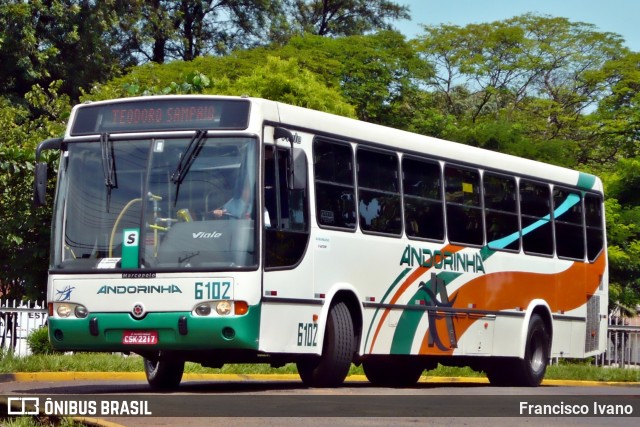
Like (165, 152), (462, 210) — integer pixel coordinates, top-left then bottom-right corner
(274, 127), (307, 191)
(34, 162), (49, 207)
(33, 137), (62, 207)
(290, 148), (307, 190)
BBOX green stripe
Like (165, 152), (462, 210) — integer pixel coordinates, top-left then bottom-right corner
(363, 267), (411, 350)
(390, 272), (460, 354)
(577, 172), (597, 190)
(48, 305), (261, 352)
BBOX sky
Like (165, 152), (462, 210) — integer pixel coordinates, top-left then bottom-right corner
(395, 0), (640, 51)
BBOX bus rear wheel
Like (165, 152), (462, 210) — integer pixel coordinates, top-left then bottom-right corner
(297, 301), (354, 387)
(143, 352), (185, 390)
(363, 357), (424, 387)
(486, 313), (550, 387)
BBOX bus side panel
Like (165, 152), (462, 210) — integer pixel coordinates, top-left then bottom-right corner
(258, 302), (324, 354)
(261, 254), (321, 354)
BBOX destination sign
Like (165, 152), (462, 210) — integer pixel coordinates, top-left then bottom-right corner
(70, 98), (251, 135)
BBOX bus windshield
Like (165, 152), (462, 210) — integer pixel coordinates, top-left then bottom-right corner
(53, 135), (257, 271)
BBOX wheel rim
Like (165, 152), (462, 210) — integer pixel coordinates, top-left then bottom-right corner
(529, 331), (545, 373)
(145, 358), (159, 376)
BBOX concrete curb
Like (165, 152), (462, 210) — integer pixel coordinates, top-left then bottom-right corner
(1, 372), (639, 386)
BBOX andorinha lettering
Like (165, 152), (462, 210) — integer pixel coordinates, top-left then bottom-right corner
(400, 244), (485, 274)
(97, 284), (182, 294)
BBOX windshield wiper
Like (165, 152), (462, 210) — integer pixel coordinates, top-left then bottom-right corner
(100, 132), (117, 211)
(171, 129), (207, 204)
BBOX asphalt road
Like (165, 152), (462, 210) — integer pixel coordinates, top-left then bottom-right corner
(1, 373), (639, 427)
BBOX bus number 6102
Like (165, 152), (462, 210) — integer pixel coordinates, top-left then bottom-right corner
(297, 322), (318, 347)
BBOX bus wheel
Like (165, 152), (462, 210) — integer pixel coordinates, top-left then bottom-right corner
(486, 314), (549, 387)
(363, 357), (423, 387)
(143, 352), (185, 390)
(297, 301), (354, 387)
(518, 313), (550, 386)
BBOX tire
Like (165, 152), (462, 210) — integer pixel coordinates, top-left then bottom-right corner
(297, 301), (355, 387)
(143, 352), (185, 390)
(363, 357), (424, 387)
(517, 313), (550, 386)
(486, 313), (550, 387)
(485, 359), (516, 386)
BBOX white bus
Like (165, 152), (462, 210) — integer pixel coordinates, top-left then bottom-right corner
(35, 95), (607, 388)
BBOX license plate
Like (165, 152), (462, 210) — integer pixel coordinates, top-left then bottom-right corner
(122, 331), (158, 345)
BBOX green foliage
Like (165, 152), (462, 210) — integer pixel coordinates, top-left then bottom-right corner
(2, 416), (84, 427)
(602, 160), (640, 316)
(0, 0), (132, 101)
(86, 56), (356, 118)
(211, 56), (356, 117)
(0, 82), (68, 298)
(284, 0), (410, 37)
(26, 327), (55, 356)
(415, 14), (628, 167)
(86, 32), (426, 124)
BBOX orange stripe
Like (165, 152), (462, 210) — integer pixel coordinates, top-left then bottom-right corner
(418, 254), (607, 354)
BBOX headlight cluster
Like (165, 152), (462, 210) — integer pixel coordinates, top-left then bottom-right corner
(54, 303), (89, 318)
(193, 300), (248, 317)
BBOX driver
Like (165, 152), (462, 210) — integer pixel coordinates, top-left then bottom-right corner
(212, 182), (252, 219)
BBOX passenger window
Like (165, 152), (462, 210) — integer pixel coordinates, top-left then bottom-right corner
(357, 148), (401, 235)
(520, 180), (553, 256)
(402, 157), (444, 241)
(554, 187), (584, 260)
(313, 139), (356, 230)
(445, 165), (483, 246)
(484, 173), (520, 251)
(584, 194), (604, 262)
(264, 145), (309, 269)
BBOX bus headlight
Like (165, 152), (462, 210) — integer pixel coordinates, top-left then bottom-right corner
(215, 301), (232, 315)
(57, 304), (72, 318)
(193, 301), (246, 316)
(74, 305), (89, 318)
(195, 303), (212, 316)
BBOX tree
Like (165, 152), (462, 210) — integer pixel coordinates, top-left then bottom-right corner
(414, 14), (628, 167)
(0, 0), (134, 101)
(602, 159), (640, 317)
(274, 32), (431, 123)
(118, 0), (282, 62)
(590, 52), (640, 163)
(283, 0), (409, 37)
(85, 32), (430, 127)
(0, 82), (68, 299)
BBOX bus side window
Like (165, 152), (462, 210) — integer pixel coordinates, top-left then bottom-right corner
(484, 172), (520, 251)
(402, 157), (444, 241)
(313, 139), (356, 230)
(357, 148), (401, 236)
(554, 187), (584, 260)
(520, 180), (554, 256)
(445, 165), (483, 246)
(584, 193), (604, 262)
